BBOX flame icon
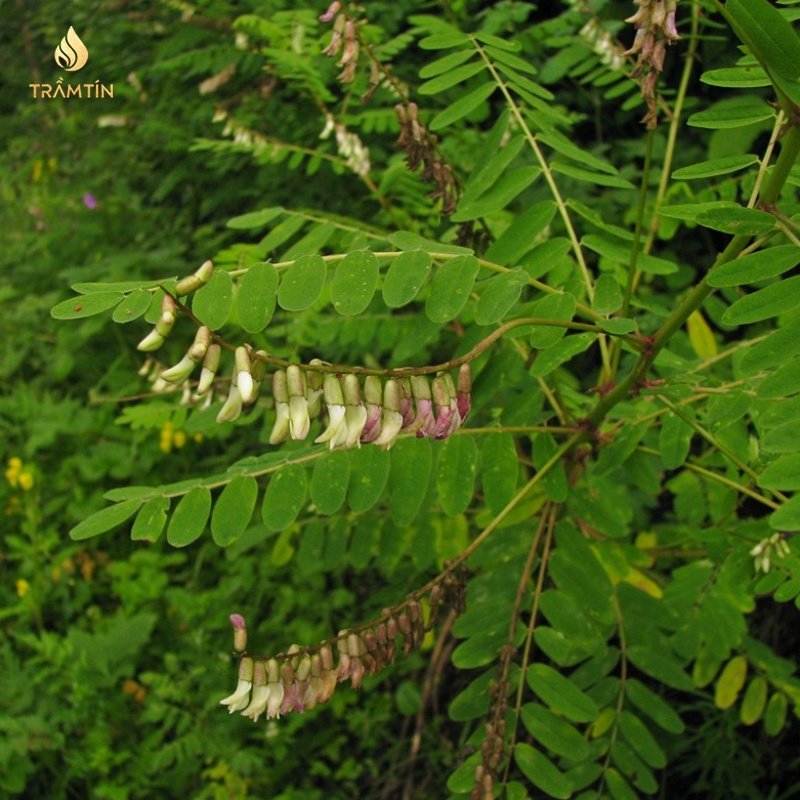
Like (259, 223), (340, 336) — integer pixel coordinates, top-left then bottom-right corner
(54, 27), (89, 72)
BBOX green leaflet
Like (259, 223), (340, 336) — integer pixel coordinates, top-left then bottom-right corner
(696, 206), (775, 235)
(481, 432), (518, 514)
(418, 60), (485, 95)
(382, 250), (432, 307)
(757, 356), (800, 398)
(701, 66), (771, 88)
(167, 486), (212, 547)
(227, 206), (284, 230)
(425, 255), (480, 322)
(419, 48), (475, 78)
(130, 496), (169, 542)
(69, 499), (143, 541)
(112, 289), (151, 324)
(331, 250), (379, 316)
(347, 446), (390, 512)
(763, 692), (788, 735)
(277, 253), (326, 311)
(527, 663), (599, 722)
(714, 655), (748, 709)
(429, 82), (496, 131)
(310, 450), (351, 514)
(436, 435), (478, 516)
(552, 161), (635, 189)
(687, 98), (774, 129)
(261, 463), (307, 531)
(722, 275), (800, 325)
(740, 676), (769, 725)
(659, 412), (693, 470)
(451, 166), (540, 222)
(210, 475), (258, 547)
(757, 453), (800, 489)
(475, 269), (527, 325)
(51, 292), (124, 320)
(193, 269), (233, 330)
(583, 234), (677, 275)
(707, 245), (800, 287)
(619, 711), (667, 768)
(484, 201), (556, 265)
(529, 333), (594, 378)
(237, 262), (278, 332)
(593, 274), (623, 315)
(529, 292), (576, 349)
(625, 678), (685, 734)
(389, 437), (433, 525)
(514, 744), (572, 800)
(672, 154), (759, 180)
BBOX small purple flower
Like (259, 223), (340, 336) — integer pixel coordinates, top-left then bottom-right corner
(319, 0), (341, 22)
(83, 193), (97, 210)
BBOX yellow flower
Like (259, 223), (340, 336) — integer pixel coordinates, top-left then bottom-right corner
(8, 457), (22, 470)
(18, 471), (34, 491)
(193, 433), (204, 443)
(16, 579), (30, 598)
(173, 430), (187, 449)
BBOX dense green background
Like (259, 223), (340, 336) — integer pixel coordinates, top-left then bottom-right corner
(2, 1), (800, 798)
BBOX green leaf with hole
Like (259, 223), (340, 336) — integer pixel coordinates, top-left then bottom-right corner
(310, 450), (351, 515)
(261, 464), (307, 531)
(69, 499), (142, 540)
(722, 275), (800, 325)
(277, 253), (326, 311)
(166, 486), (212, 547)
(112, 289), (152, 324)
(437, 435), (478, 516)
(51, 292), (124, 320)
(425, 255), (480, 322)
(382, 250), (432, 308)
(707, 245), (800, 287)
(430, 82), (496, 131)
(131, 496), (169, 542)
(348, 446), (391, 512)
(672, 154), (758, 180)
(331, 250), (379, 316)
(527, 663), (599, 722)
(211, 475), (258, 547)
(193, 269), (233, 330)
(514, 744), (572, 800)
(237, 262), (278, 333)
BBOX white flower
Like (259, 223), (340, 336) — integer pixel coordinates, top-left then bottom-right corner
(220, 678), (252, 714)
(266, 682), (285, 719)
(241, 684), (270, 722)
(269, 401), (291, 444)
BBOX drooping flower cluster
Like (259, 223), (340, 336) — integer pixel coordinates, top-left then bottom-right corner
(623, 0), (681, 129)
(267, 364), (472, 450)
(750, 533), (791, 574)
(319, 2), (360, 84)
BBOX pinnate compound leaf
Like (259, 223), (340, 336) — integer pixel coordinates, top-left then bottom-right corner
(425, 255), (480, 322)
(331, 250), (379, 316)
(211, 475), (258, 547)
(437, 435), (478, 516)
(51, 292), (124, 320)
(193, 269), (233, 330)
(167, 486), (212, 547)
(238, 262), (278, 332)
(277, 253), (326, 311)
(261, 464), (307, 531)
(382, 250), (432, 307)
(70, 499), (142, 541)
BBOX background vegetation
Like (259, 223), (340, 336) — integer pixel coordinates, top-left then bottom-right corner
(2, 0), (800, 798)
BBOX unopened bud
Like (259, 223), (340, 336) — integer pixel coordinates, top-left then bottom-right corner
(230, 613), (248, 652)
(176, 259), (213, 296)
(457, 364), (472, 421)
(239, 656), (255, 682)
(235, 346), (254, 404)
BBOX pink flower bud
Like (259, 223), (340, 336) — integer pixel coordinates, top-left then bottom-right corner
(319, 0), (341, 22)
